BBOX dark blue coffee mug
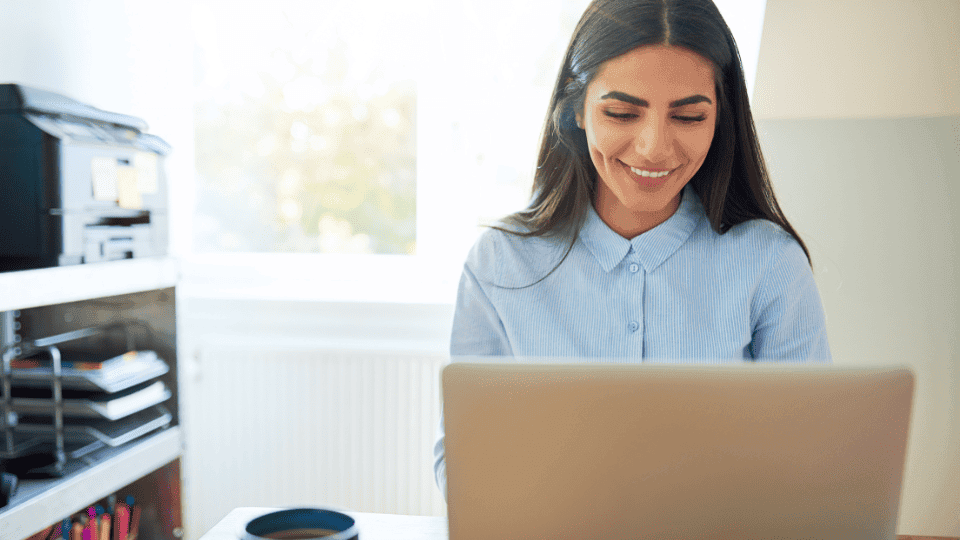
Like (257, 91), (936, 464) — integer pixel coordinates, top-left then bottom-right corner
(243, 508), (359, 540)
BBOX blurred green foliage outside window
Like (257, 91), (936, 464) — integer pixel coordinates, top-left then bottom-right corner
(192, 1), (416, 254)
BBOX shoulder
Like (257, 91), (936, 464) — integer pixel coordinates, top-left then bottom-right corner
(717, 219), (814, 303)
(723, 218), (793, 247)
(682, 218), (810, 288)
(713, 219), (807, 267)
(464, 224), (569, 284)
(464, 227), (513, 279)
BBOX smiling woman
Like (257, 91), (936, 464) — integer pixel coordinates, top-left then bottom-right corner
(435, 0), (832, 498)
(490, 0), (811, 271)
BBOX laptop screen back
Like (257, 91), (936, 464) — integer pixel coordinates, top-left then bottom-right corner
(442, 362), (914, 540)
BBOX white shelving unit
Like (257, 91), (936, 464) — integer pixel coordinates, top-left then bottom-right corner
(0, 257), (179, 313)
(0, 257), (183, 539)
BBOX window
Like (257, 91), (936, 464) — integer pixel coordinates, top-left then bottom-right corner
(192, 1), (418, 255)
(186, 0), (765, 301)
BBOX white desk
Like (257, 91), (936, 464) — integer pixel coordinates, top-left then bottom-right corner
(198, 508), (447, 540)
(200, 508), (957, 540)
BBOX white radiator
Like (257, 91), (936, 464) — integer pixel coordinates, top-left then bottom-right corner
(180, 339), (449, 538)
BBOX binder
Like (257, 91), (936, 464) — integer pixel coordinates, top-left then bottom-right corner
(14, 406), (172, 447)
(6, 350), (169, 393)
(8, 380), (171, 420)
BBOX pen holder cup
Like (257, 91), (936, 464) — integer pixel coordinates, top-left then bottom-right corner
(243, 508), (358, 540)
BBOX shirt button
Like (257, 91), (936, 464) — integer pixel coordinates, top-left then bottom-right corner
(629, 263), (640, 273)
(628, 321), (639, 332)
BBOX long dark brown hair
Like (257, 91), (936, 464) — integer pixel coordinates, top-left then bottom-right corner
(494, 0), (811, 284)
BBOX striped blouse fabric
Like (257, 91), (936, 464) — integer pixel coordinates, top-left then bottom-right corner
(434, 183), (832, 496)
(450, 183), (831, 360)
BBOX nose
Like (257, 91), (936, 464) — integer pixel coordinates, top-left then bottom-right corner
(634, 114), (672, 163)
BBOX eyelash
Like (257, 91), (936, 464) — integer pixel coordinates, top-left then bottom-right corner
(604, 111), (706, 124)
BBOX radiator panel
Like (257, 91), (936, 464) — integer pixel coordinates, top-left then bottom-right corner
(182, 342), (447, 537)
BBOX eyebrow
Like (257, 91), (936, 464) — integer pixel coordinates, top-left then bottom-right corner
(600, 91), (713, 108)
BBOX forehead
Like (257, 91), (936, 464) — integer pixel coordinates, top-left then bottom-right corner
(588, 45), (717, 102)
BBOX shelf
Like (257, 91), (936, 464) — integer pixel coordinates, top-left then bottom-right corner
(0, 257), (179, 312)
(0, 426), (183, 539)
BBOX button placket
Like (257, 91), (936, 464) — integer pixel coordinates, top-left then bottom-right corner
(628, 261), (643, 339)
(628, 260), (641, 334)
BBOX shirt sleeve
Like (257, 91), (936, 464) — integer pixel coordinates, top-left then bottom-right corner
(433, 410), (448, 500)
(449, 263), (513, 357)
(750, 235), (832, 362)
(435, 250), (515, 499)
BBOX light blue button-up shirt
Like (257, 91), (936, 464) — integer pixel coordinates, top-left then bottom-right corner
(435, 184), (832, 495)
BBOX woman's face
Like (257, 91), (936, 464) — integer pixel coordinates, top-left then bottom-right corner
(576, 45), (718, 238)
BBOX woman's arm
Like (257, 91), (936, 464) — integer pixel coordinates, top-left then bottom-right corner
(436, 260), (514, 498)
(750, 235), (832, 362)
(449, 264), (513, 356)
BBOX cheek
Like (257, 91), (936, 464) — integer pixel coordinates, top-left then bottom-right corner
(588, 122), (630, 161)
(677, 126), (716, 163)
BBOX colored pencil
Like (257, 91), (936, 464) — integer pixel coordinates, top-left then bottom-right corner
(115, 503), (129, 540)
(128, 505), (141, 540)
(87, 506), (99, 540)
(83, 516), (95, 540)
(99, 514), (111, 540)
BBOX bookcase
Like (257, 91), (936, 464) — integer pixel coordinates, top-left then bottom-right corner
(0, 257), (183, 539)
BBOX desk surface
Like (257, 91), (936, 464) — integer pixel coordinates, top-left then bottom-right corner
(200, 508), (447, 540)
(199, 508), (956, 540)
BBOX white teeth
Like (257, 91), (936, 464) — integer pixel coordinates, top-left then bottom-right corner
(629, 165), (672, 178)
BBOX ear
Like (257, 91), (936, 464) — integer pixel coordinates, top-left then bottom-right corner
(575, 110), (583, 129)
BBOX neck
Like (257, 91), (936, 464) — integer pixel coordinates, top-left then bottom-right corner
(594, 189), (683, 239)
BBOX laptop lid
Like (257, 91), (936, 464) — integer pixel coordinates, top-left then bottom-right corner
(441, 361), (914, 540)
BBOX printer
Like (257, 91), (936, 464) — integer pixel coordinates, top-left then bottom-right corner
(0, 83), (169, 271)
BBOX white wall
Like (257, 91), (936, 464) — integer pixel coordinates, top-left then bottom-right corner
(753, 0), (960, 119)
(754, 0), (960, 535)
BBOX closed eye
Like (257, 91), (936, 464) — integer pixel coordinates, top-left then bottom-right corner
(603, 111), (707, 123)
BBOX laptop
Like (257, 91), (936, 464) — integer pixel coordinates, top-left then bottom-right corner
(441, 360), (914, 540)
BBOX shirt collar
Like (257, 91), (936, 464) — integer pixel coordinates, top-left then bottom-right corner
(579, 183), (705, 273)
